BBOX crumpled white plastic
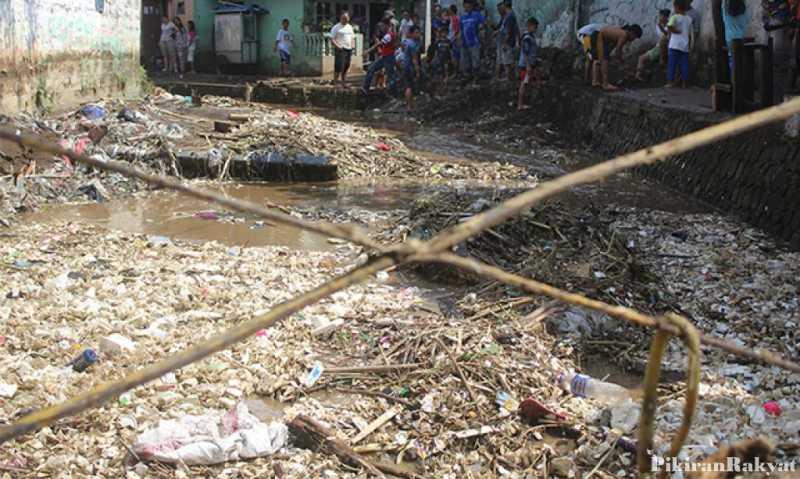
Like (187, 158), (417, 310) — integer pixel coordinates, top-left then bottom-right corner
(132, 402), (288, 465)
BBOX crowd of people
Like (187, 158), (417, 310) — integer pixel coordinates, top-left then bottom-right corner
(354, 0), (544, 112)
(155, 0), (763, 112)
(159, 16), (197, 79)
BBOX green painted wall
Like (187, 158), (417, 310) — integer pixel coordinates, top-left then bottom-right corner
(192, 0), (316, 75)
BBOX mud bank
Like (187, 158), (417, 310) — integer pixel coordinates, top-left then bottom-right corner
(425, 83), (800, 249)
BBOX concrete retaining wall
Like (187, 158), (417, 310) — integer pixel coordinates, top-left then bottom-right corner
(540, 87), (800, 248)
(0, 0), (143, 113)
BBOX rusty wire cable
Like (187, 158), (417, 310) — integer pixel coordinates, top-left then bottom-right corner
(1, 97), (800, 444)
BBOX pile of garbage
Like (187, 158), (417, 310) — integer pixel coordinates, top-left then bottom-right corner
(0, 220), (660, 477)
(386, 189), (800, 468)
(198, 95), (528, 181)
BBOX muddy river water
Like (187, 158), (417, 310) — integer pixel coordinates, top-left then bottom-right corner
(23, 124), (707, 254)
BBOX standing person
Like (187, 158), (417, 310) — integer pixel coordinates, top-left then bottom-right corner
(432, 4), (447, 33)
(362, 17), (399, 95)
(448, 5), (462, 74)
(460, 0), (488, 82)
(331, 13), (356, 87)
(667, 0), (694, 87)
(428, 27), (453, 93)
(400, 10), (414, 40)
(274, 19), (293, 76)
(401, 26), (423, 111)
(186, 21), (198, 74)
(518, 17), (540, 110)
(173, 17), (188, 78)
(159, 17), (176, 73)
(722, 0), (748, 73)
(636, 9), (671, 81)
(495, 1), (519, 81)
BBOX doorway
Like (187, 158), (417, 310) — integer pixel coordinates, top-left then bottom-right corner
(141, 0), (166, 70)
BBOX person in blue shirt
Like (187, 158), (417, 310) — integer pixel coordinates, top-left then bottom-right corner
(459, 0), (487, 81)
(495, 1), (520, 81)
(517, 17), (540, 110)
(401, 26), (423, 111)
(432, 4), (448, 35)
(722, 0), (748, 73)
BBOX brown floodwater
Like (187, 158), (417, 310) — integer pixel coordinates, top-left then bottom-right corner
(22, 181), (426, 251)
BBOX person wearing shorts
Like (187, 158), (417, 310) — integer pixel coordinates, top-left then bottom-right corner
(331, 13), (356, 87)
(518, 17), (540, 110)
(577, 23), (604, 83)
(636, 9), (670, 81)
(274, 19), (293, 76)
(401, 26), (422, 111)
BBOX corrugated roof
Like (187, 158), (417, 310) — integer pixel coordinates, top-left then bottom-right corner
(213, 3), (269, 15)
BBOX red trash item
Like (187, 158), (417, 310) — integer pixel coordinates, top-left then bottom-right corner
(764, 401), (782, 417)
(376, 142), (391, 152)
(519, 397), (568, 424)
(286, 110), (300, 119)
(255, 330), (268, 337)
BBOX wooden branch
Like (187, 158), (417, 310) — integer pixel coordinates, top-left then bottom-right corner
(350, 406), (401, 445)
(413, 252), (800, 374)
(434, 337), (477, 403)
(326, 364), (421, 375)
(288, 414), (384, 477)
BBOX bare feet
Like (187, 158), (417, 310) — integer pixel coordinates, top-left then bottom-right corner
(665, 82), (676, 88)
(602, 83), (619, 91)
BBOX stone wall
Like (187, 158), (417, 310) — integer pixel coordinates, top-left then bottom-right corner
(534, 86), (800, 248)
(0, 0), (143, 113)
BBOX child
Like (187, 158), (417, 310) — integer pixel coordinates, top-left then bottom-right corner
(401, 26), (422, 111)
(428, 27), (452, 93)
(187, 21), (198, 74)
(518, 17), (540, 111)
(448, 5), (462, 76)
(274, 19), (293, 76)
(636, 9), (670, 82)
(666, 0), (693, 87)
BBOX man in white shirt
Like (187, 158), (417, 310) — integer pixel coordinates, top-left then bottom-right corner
(331, 13), (356, 87)
(274, 19), (293, 76)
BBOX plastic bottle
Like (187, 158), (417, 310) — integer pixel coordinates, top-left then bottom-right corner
(70, 349), (98, 373)
(303, 362), (324, 387)
(557, 371), (631, 403)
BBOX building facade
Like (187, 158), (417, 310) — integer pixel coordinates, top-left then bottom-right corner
(0, 0), (142, 113)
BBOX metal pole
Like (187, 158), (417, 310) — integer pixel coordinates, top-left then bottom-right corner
(426, 0), (432, 50)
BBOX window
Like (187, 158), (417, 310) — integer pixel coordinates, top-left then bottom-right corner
(335, 3), (350, 17)
(243, 15), (257, 41)
(316, 2), (332, 25)
(177, 2), (186, 15)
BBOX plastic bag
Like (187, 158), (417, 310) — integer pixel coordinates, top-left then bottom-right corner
(132, 402), (288, 465)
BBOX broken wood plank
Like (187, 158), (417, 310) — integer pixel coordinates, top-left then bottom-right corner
(288, 414), (384, 477)
(350, 406), (401, 445)
(229, 113), (252, 122)
(326, 363), (421, 375)
(312, 318), (345, 338)
(288, 414), (421, 478)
